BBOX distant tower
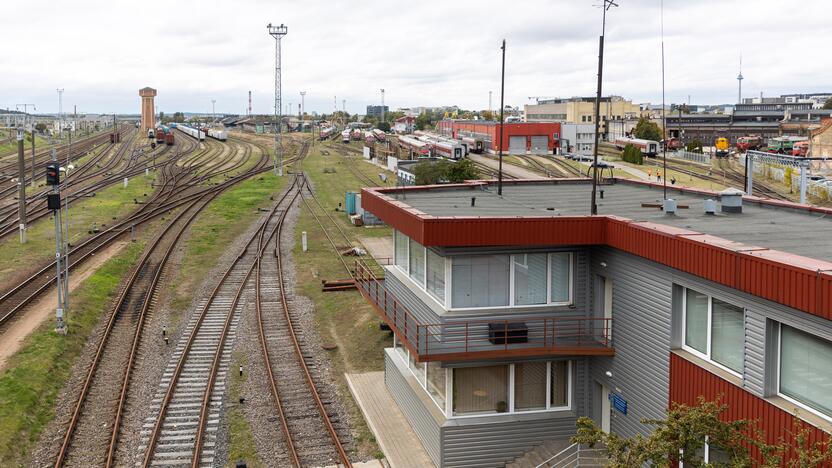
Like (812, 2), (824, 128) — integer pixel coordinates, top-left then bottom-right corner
(736, 55), (744, 104)
(139, 87), (157, 131)
(248, 91), (252, 116)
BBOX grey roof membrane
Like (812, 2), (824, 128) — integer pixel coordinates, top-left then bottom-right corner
(385, 181), (832, 262)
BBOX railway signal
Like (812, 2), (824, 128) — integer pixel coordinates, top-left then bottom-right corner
(46, 163), (60, 185)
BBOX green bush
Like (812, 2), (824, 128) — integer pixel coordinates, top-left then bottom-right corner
(622, 144), (643, 165)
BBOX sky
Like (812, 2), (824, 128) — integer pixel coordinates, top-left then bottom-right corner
(2, 0), (830, 115)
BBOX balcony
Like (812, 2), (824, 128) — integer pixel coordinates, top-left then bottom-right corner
(354, 260), (615, 362)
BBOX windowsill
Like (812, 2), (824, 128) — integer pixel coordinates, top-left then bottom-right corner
(671, 349), (742, 387)
(765, 396), (832, 434)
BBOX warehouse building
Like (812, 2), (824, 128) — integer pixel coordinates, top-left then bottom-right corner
(436, 120), (561, 155)
(355, 179), (832, 467)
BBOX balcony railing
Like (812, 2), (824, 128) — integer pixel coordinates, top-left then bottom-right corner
(354, 260), (614, 362)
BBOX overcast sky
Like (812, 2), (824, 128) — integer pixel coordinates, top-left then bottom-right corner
(2, 0), (829, 115)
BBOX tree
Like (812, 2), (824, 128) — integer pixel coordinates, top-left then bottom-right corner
(445, 158), (478, 182)
(158, 111), (166, 123)
(686, 139), (704, 153)
(573, 398), (754, 467)
(634, 116), (662, 141)
(621, 144), (643, 165)
(573, 397), (832, 467)
(413, 161), (448, 185)
(415, 113), (432, 131)
(35, 122), (47, 133)
(482, 110), (494, 121)
(377, 122), (391, 132)
(823, 98), (832, 110)
(172, 112), (185, 123)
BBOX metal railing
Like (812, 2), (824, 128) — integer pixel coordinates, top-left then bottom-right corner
(354, 260), (614, 361)
(536, 443), (608, 468)
(671, 150), (710, 164)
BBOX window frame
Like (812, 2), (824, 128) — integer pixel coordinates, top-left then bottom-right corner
(776, 323), (832, 422)
(680, 287), (744, 377)
(448, 252), (574, 311)
(393, 231), (574, 312)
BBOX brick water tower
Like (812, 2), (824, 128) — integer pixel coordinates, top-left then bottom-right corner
(139, 87), (157, 131)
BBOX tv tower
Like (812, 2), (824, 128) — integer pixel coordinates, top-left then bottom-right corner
(248, 91), (252, 116)
(737, 54), (744, 104)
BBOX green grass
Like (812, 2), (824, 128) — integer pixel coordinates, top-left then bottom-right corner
(0, 172), (156, 284)
(0, 131), (50, 158)
(226, 352), (262, 468)
(0, 241), (145, 466)
(166, 171), (287, 321)
(294, 139), (392, 459)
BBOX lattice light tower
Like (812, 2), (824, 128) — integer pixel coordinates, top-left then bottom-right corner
(268, 22), (288, 176)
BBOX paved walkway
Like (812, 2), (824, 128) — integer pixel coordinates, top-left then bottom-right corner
(346, 372), (436, 468)
(360, 236), (394, 264)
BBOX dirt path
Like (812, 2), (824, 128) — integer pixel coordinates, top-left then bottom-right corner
(0, 240), (129, 372)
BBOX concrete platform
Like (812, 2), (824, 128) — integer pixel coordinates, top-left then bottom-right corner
(346, 372), (436, 468)
(359, 236), (394, 263)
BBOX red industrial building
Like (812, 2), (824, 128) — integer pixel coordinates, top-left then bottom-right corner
(355, 178), (832, 466)
(437, 119), (561, 154)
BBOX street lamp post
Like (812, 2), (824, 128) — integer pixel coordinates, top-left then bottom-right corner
(590, 0), (618, 215)
(267, 22), (288, 176)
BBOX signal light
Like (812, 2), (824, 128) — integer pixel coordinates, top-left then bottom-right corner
(46, 163), (60, 185)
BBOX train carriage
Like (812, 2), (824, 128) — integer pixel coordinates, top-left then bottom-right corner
(614, 136), (659, 157)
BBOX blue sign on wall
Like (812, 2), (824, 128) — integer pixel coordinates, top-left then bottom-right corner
(609, 392), (628, 415)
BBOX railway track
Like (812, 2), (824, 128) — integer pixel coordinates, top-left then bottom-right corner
(49, 137), (285, 466)
(0, 134), (264, 330)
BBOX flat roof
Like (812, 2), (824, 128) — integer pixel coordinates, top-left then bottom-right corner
(385, 180), (832, 262)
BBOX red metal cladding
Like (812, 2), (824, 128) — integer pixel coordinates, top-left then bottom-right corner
(669, 353), (829, 462)
(361, 184), (832, 322)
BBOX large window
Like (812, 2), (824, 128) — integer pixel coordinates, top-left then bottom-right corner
(550, 361), (569, 407)
(514, 254), (548, 305)
(453, 365), (509, 415)
(426, 361), (446, 409)
(409, 239), (425, 286)
(682, 288), (744, 375)
(452, 255), (510, 308)
(514, 362), (547, 411)
(426, 248), (445, 303)
(451, 253), (573, 309)
(779, 325), (832, 418)
(394, 230), (408, 270)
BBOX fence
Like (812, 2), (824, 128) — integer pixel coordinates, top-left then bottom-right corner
(536, 443), (608, 468)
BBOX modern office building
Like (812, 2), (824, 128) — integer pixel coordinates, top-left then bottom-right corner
(355, 179), (832, 467)
(367, 105), (389, 119)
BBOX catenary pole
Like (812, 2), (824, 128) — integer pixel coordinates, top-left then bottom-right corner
(16, 128), (27, 243)
(498, 39), (506, 196)
(590, 0), (618, 215)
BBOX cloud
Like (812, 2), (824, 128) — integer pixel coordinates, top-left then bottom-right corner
(0, 0), (828, 114)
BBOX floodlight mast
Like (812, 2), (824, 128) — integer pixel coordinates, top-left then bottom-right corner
(590, 0), (618, 215)
(267, 23), (288, 176)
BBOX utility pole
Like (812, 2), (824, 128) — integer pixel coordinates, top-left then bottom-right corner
(267, 22), (288, 176)
(498, 39), (506, 196)
(590, 0), (618, 215)
(57, 89), (64, 140)
(248, 91), (252, 117)
(660, 0), (667, 201)
(380, 89), (385, 125)
(16, 103), (36, 187)
(16, 128), (27, 243)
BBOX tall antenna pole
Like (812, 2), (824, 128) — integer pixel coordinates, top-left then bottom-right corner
(498, 39), (506, 196)
(489, 90), (493, 113)
(590, 0), (618, 215)
(267, 23), (288, 176)
(737, 53), (744, 104)
(212, 99), (216, 124)
(300, 91), (306, 122)
(248, 91), (252, 116)
(661, 0), (668, 201)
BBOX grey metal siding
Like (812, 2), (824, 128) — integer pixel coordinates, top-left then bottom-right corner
(744, 311), (766, 396)
(440, 359), (587, 468)
(530, 136), (548, 155)
(509, 136), (526, 154)
(589, 247), (672, 439)
(385, 350), (442, 466)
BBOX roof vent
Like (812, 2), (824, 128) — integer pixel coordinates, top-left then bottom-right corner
(720, 188), (744, 213)
(663, 198), (677, 215)
(704, 199), (716, 215)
